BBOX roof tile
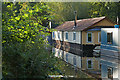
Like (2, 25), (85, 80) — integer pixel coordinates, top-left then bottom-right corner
(55, 16), (106, 31)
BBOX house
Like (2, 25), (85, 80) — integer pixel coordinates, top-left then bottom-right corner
(101, 28), (120, 79)
(52, 47), (100, 71)
(52, 16), (115, 56)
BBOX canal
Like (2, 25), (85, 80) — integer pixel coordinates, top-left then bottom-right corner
(51, 47), (101, 79)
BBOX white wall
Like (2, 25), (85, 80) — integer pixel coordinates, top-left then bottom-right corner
(101, 28), (119, 46)
(52, 31), (63, 41)
(118, 29), (120, 47)
(64, 31), (81, 44)
(52, 31), (81, 44)
(53, 48), (81, 68)
(64, 51), (81, 68)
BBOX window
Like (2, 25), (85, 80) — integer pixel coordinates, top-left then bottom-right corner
(87, 59), (93, 69)
(98, 32), (101, 42)
(62, 51), (64, 59)
(87, 32), (92, 42)
(52, 48), (55, 54)
(73, 56), (76, 66)
(58, 50), (60, 57)
(66, 32), (68, 40)
(58, 32), (60, 39)
(66, 53), (68, 62)
(73, 32), (76, 40)
(52, 32), (55, 38)
(107, 32), (113, 44)
(108, 67), (113, 79)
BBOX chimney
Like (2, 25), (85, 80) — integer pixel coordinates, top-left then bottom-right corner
(73, 11), (77, 29)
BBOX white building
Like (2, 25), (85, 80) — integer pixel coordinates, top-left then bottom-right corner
(101, 28), (120, 80)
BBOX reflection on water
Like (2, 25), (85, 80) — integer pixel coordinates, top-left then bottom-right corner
(52, 40), (120, 79)
(53, 48), (82, 68)
(52, 47), (101, 79)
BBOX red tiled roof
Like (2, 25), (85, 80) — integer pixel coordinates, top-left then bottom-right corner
(55, 16), (108, 31)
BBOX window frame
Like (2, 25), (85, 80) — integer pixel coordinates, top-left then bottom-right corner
(65, 32), (68, 40)
(87, 32), (92, 43)
(58, 50), (60, 57)
(66, 53), (68, 62)
(73, 32), (76, 40)
(73, 56), (76, 66)
(108, 67), (113, 79)
(58, 32), (60, 39)
(107, 32), (113, 44)
(98, 32), (101, 43)
(87, 59), (93, 69)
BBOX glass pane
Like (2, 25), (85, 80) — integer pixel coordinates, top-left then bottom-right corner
(66, 33), (68, 39)
(73, 57), (76, 66)
(88, 60), (92, 68)
(58, 33), (60, 39)
(108, 67), (113, 79)
(107, 33), (113, 44)
(66, 54), (68, 62)
(73, 33), (76, 40)
(99, 33), (101, 42)
(88, 33), (92, 42)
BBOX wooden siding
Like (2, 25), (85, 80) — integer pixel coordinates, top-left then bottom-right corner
(93, 19), (114, 27)
(82, 19), (115, 45)
(52, 31), (63, 41)
(52, 31), (81, 44)
(82, 31), (101, 45)
(64, 31), (81, 44)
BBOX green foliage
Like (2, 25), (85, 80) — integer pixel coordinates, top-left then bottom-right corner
(47, 2), (119, 26)
(89, 2), (120, 23)
(2, 2), (120, 78)
(47, 2), (91, 28)
(2, 2), (56, 78)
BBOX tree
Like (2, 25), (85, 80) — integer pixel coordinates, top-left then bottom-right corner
(89, 2), (120, 24)
(2, 2), (57, 78)
(47, 2), (91, 28)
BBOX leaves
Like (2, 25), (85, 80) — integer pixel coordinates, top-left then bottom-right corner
(2, 2), (54, 78)
(15, 16), (20, 20)
(89, 2), (119, 23)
